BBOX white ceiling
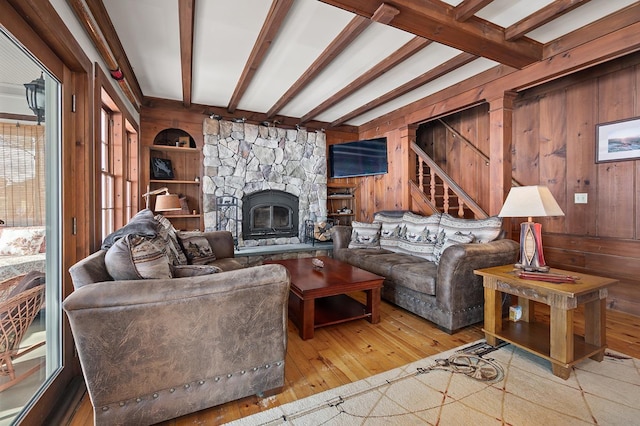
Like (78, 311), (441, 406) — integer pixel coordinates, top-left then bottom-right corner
(3, 0), (640, 129)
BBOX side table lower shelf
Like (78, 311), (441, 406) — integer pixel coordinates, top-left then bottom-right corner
(483, 321), (604, 368)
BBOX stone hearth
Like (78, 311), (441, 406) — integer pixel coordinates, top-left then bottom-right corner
(202, 118), (327, 247)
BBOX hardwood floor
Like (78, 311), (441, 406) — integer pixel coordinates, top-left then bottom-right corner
(68, 294), (640, 425)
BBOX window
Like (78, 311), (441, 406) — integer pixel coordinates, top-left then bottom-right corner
(0, 29), (62, 424)
(100, 107), (115, 240)
(99, 87), (138, 241)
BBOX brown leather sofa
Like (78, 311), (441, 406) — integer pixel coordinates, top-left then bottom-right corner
(331, 211), (519, 333)
(63, 224), (290, 425)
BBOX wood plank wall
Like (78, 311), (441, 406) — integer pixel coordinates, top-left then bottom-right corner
(375, 54), (640, 317)
(327, 124), (409, 223)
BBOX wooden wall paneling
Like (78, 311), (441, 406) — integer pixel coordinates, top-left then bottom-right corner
(564, 80), (598, 236)
(445, 116), (461, 185)
(595, 68), (636, 239)
(476, 105), (491, 211)
(487, 93), (516, 216)
(459, 109), (480, 203)
(538, 89), (567, 233)
(596, 162), (636, 238)
(512, 98), (540, 184)
(433, 125), (447, 165)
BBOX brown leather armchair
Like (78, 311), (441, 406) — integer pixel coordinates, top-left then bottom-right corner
(63, 232), (290, 425)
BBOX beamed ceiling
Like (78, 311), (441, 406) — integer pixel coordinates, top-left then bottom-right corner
(68, 0), (640, 130)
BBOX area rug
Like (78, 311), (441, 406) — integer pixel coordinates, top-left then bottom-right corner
(226, 341), (640, 425)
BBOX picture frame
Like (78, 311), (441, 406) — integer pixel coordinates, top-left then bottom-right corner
(151, 157), (175, 179)
(596, 116), (640, 163)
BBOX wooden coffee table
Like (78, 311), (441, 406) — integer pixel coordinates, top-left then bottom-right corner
(265, 256), (384, 340)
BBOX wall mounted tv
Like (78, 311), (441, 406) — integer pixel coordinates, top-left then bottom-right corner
(329, 137), (388, 178)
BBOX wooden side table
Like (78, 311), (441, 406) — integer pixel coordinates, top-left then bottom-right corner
(474, 265), (618, 379)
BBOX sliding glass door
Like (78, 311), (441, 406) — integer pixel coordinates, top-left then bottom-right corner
(0, 29), (61, 425)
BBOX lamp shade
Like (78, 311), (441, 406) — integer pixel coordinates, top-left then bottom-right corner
(154, 194), (182, 211)
(498, 185), (564, 219)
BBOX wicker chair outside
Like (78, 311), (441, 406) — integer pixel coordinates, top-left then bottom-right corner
(0, 274), (46, 392)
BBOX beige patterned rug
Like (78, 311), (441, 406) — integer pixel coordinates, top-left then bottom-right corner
(227, 340), (640, 425)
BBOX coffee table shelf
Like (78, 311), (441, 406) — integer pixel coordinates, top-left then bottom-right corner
(289, 294), (369, 330)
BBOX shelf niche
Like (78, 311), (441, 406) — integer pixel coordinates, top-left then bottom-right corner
(146, 128), (203, 231)
(153, 128), (196, 148)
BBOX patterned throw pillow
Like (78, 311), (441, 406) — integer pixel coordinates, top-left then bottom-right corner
(155, 215), (188, 265)
(433, 231), (475, 265)
(437, 214), (502, 243)
(0, 227), (46, 256)
(177, 232), (217, 265)
(348, 221), (381, 249)
(396, 212), (441, 260)
(105, 234), (172, 280)
(373, 213), (404, 249)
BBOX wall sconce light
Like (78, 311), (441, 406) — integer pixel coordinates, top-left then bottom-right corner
(141, 187), (182, 212)
(24, 72), (45, 125)
(499, 185), (565, 272)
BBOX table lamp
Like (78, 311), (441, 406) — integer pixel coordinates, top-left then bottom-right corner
(142, 187), (182, 212)
(498, 185), (564, 272)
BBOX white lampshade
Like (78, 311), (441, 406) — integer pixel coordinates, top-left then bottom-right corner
(154, 194), (182, 211)
(498, 185), (564, 219)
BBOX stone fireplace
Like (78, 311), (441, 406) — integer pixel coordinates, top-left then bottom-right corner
(202, 118), (327, 247)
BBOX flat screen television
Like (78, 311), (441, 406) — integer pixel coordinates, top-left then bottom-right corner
(329, 137), (388, 178)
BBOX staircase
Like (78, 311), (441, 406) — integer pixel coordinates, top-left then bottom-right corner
(410, 141), (488, 219)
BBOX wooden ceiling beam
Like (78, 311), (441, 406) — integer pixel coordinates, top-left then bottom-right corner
(320, 0), (542, 69)
(178, 0), (195, 108)
(331, 52), (478, 127)
(300, 36), (431, 123)
(227, 0), (294, 113)
(505, 0), (592, 41)
(454, 0), (493, 22)
(266, 14), (373, 118)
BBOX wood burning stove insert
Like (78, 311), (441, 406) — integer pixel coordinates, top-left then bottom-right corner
(242, 190), (299, 240)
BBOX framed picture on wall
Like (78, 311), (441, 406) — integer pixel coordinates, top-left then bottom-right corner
(151, 157), (175, 179)
(596, 116), (640, 163)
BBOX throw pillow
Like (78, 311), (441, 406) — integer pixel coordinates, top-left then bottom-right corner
(433, 231), (475, 265)
(0, 227), (46, 256)
(437, 214), (503, 243)
(373, 213), (404, 249)
(396, 212), (441, 260)
(171, 264), (222, 278)
(348, 221), (381, 249)
(105, 234), (172, 280)
(101, 209), (157, 250)
(177, 232), (216, 265)
(155, 215), (188, 265)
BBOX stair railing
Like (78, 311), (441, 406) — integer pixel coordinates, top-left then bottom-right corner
(410, 142), (488, 219)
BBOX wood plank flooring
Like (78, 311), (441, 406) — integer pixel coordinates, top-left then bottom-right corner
(67, 294), (640, 425)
